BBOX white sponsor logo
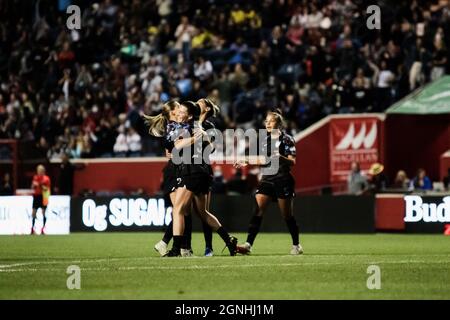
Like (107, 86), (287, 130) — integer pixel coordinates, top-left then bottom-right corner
(0, 196), (70, 235)
(404, 196), (450, 223)
(82, 198), (172, 231)
(335, 122), (377, 150)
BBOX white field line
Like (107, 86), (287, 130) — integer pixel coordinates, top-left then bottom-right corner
(1, 254), (450, 269)
(1, 259), (450, 273)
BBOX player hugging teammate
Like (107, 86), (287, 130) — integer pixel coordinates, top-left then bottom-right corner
(144, 99), (237, 257)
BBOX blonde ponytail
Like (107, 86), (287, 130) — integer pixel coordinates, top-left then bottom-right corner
(143, 100), (180, 137)
(143, 113), (167, 137)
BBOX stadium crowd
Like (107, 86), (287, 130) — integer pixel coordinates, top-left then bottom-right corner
(0, 0), (449, 160)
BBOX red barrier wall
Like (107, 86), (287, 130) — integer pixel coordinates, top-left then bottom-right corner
(69, 159), (244, 196)
(385, 114), (450, 182)
(292, 119), (330, 193)
(375, 194), (405, 231)
(441, 150), (450, 181)
(73, 159), (166, 195)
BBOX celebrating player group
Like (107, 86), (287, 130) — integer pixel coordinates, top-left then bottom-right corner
(143, 99), (303, 257)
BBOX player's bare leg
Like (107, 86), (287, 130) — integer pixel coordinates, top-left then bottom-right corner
(192, 194), (237, 256)
(164, 187), (193, 257)
(155, 192), (177, 256)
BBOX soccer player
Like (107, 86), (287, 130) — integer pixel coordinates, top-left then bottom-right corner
(192, 98), (220, 256)
(31, 164), (51, 235)
(165, 101), (237, 257)
(234, 109), (303, 255)
(144, 100), (225, 257)
(143, 101), (193, 255)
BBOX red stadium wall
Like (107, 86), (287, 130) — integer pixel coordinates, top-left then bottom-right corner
(72, 159), (166, 195)
(384, 114), (450, 182)
(292, 119), (330, 194)
(68, 159), (244, 196)
(293, 114), (385, 194)
(441, 150), (450, 181)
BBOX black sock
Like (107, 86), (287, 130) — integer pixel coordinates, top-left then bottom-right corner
(202, 220), (213, 249)
(216, 226), (231, 245)
(172, 235), (182, 251)
(42, 215), (47, 227)
(246, 215), (262, 246)
(162, 221), (173, 244)
(31, 217), (36, 228)
(184, 215), (192, 249)
(285, 216), (299, 245)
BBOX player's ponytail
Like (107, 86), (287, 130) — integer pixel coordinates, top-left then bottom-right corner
(202, 98), (220, 118)
(267, 108), (285, 129)
(143, 100), (179, 137)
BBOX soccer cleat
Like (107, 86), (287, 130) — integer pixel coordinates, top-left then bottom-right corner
(204, 247), (214, 257)
(236, 242), (252, 255)
(225, 236), (238, 256)
(290, 244), (304, 255)
(30, 228), (35, 235)
(41, 227), (46, 235)
(154, 240), (168, 256)
(181, 248), (194, 257)
(163, 248), (181, 257)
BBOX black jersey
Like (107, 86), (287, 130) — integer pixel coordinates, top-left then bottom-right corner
(260, 131), (296, 182)
(164, 121), (189, 153)
(170, 121), (212, 177)
(161, 121), (184, 195)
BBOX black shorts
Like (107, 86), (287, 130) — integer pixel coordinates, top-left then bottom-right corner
(162, 162), (178, 196)
(32, 195), (46, 209)
(178, 173), (212, 195)
(256, 175), (295, 201)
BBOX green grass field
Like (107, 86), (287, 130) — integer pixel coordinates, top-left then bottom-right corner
(1, 233), (450, 299)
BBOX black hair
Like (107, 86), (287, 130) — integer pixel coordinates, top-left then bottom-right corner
(181, 101), (201, 120)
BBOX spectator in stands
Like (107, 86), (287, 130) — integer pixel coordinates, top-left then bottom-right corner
(347, 161), (368, 195)
(431, 38), (448, 81)
(0, 0), (449, 163)
(444, 168), (450, 191)
(373, 60), (395, 112)
(113, 126), (128, 157)
(174, 15), (196, 60)
(410, 168), (433, 191)
(193, 56), (214, 83)
(367, 163), (389, 193)
(0, 173), (13, 195)
(351, 68), (371, 112)
(127, 127), (142, 157)
(392, 170), (410, 190)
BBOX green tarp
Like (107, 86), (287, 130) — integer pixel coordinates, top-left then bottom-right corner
(386, 76), (450, 114)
